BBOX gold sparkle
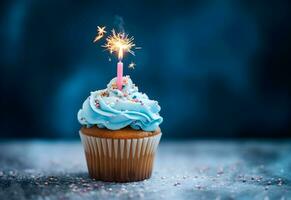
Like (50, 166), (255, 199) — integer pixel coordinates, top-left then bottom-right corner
(103, 29), (135, 60)
(93, 26), (106, 42)
(128, 62), (136, 69)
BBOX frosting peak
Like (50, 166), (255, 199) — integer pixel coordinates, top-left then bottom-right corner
(78, 76), (163, 131)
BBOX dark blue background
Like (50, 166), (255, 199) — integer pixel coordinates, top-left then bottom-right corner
(1, 0), (290, 139)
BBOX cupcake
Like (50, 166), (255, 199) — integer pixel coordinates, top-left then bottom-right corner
(78, 75), (163, 182)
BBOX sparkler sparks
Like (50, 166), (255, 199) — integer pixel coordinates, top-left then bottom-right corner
(103, 29), (136, 60)
(128, 62), (136, 69)
(93, 26), (106, 42)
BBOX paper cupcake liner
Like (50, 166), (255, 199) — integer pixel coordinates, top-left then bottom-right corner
(80, 131), (162, 182)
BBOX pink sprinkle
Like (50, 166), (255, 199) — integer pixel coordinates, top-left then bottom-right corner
(95, 100), (100, 108)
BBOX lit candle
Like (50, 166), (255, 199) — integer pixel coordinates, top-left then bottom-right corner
(102, 29), (136, 90)
(117, 61), (123, 90)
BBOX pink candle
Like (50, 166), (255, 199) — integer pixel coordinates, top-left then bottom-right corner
(117, 61), (123, 90)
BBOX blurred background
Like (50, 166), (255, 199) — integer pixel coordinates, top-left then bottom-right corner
(0, 0), (290, 139)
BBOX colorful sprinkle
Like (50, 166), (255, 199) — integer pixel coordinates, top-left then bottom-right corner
(122, 78), (128, 84)
(111, 82), (118, 89)
(95, 100), (100, 108)
(101, 91), (109, 97)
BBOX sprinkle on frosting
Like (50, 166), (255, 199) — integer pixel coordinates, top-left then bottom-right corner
(77, 76), (163, 131)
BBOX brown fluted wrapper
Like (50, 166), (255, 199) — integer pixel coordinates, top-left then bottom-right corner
(80, 130), (162, 182)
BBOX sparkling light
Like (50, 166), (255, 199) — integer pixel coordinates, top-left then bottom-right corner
(128, 62), (136, 69)
(103, 29), (136, 60)
(93, 26), (106, 42)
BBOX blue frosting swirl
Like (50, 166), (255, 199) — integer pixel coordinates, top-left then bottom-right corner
(78, 76), (163, 131)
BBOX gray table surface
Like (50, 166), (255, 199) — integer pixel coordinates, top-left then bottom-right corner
(0, 140), (290, 200)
